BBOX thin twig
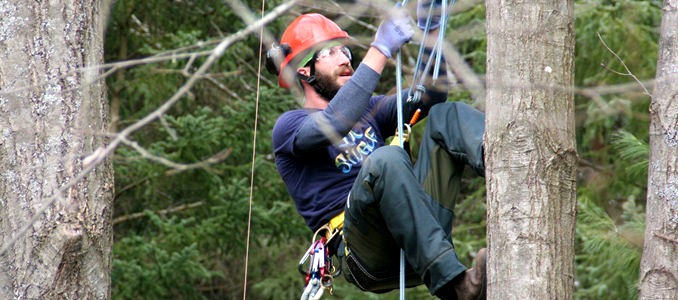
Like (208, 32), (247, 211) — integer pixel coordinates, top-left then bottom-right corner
(236, 55), (275, 87)
(112, 201), (205, 225)
(597, 32), (652, 97)
(159, 117), (179, 141)
(0, 0), (299, 257)
(119, 136), (232, 175)
(203, 75), (243, 100)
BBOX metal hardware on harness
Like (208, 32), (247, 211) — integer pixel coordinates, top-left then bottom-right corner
(407, 84), (426, 105)
(299, 212), (344, 300)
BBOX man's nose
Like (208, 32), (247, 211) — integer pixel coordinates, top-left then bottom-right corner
(336, 51), (351, 64)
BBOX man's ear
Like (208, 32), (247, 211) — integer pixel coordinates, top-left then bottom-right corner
(296, 66), (311, 77)
(296, 66), (316, 85)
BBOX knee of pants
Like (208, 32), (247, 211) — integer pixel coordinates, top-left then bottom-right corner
(366, 146), (410, 171)
(350, 146), (411, 207)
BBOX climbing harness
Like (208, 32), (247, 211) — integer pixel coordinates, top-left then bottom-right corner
(299, 212), (344, 300)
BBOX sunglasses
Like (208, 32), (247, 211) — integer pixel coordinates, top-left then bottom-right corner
(315, 45), (352, 62)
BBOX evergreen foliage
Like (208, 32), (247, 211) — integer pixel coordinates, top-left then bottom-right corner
(105, 0), (661, 298)
(575, 196), (644, 299)
(610, 130), (649, 181)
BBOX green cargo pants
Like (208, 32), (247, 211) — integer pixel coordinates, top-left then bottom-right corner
(342, 101), (485, 295)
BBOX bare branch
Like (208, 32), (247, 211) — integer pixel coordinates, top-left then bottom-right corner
(119, 136), (232, 175)
(203, 75), (243, 101)
(598, 32), (652, 97)
(113, 201), (205, 225)
(236, 55), (275, 87)
(0, 0), (300, 257)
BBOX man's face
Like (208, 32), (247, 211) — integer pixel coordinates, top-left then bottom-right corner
(312, 45), (354, 101)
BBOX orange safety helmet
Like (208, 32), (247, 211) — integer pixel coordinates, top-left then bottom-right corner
(277, 14), (349, 88)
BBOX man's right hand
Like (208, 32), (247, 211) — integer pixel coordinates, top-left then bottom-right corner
(371, 5), (414, 58)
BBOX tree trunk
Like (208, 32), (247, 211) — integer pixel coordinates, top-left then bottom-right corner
(638, 0), (678, 298)
(0, 0), (113, 299)
(484, 0), (577, 299)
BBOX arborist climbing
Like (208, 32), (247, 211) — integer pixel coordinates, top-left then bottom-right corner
(267, 1), (487, 299)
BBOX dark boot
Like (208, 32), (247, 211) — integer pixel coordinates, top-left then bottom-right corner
(453, 248), (487, 300)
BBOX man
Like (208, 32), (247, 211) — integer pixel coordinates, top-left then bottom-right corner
(269, 3), (486, 299)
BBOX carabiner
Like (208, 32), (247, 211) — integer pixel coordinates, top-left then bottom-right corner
(321, 274), (334, 287)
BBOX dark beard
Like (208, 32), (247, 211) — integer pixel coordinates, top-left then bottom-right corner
(312, 71), (341, 101)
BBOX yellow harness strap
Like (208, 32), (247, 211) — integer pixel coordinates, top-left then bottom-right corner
(313, 211), (345, 243)
(330, 211), (350, 257)
(328, 211), (345, 232)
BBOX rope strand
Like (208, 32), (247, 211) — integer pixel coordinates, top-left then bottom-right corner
(243, 1), (267, 299)
(395, 2), (410, 299)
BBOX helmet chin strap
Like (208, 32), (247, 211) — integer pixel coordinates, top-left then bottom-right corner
(298, 56), (317, 86)
(297, 73), (316, 85)
(297, 62), (336, 101)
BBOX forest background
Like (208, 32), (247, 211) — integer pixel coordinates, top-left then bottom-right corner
(105, 0), (660, 299)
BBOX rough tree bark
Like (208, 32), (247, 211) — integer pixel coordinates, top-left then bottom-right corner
(0, 0), (113, 299)
(484, 0), (578, 299)
(638, 0), (678, 298)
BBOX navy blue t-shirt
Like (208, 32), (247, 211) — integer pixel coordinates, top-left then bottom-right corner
(272, 63), (442, 231)
(273, 95), (396, 231)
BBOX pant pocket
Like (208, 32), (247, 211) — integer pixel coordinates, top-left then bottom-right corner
(343, 253), (421, 293)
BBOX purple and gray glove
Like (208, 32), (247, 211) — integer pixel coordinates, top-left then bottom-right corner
(370, 5), (414, 58)
(417, 0), (450, 31)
